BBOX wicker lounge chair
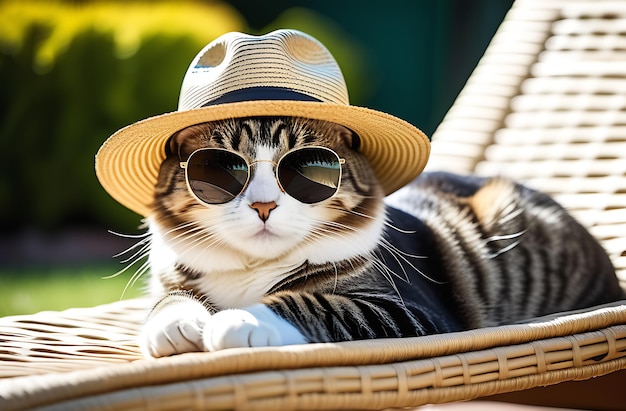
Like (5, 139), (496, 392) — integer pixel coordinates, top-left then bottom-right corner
(1, 0), (625, 409)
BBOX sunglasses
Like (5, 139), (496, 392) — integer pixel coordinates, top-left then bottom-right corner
(180, 146), (345, 205)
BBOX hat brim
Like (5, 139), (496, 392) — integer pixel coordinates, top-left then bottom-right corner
(95, 100), (430, 217)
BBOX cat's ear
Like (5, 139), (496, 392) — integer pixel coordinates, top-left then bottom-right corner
(166, 124), (208, 160)
(333, 124), (361, 151)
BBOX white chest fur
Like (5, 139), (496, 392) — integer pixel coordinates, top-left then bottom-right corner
(190, 260), (304, 308)
(147, 220), (307, 308)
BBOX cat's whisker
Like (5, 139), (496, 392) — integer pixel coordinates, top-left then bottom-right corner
(377, 239), (447, 285)
(157, 218), (219, 247)
(173, 229), (224, 264)
(380, 240), (428, 260)
(107, 229), (150, 239)
(382, 221), (418, 235)
(109, 231), (151, 259)
(161, 220), (205, 240)
(103, 257), (143, 280)
(369, 256), (399, 283)
(331, 262), (339, 294)
(169, 228), (213, 251)
(103, 238), (152, 280)
(120, 259), (151, 300)
(118, 240), (152, 264)
(306, 227), (357, 248)
(318, 220), (359, 235)
(105, 247), (151, 303)
(371, 250), (414, 293)
(112, 238), (150, 259)
(311, 223), (367, 247)
(328, 205), (418, 234)
(371, 244), (410, 284)
(368, 256), (408, 308)
(488, 240), (522, 259)
(484, 230), (527, 244)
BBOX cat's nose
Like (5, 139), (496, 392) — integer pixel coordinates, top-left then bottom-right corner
(250, 201), (277, 222)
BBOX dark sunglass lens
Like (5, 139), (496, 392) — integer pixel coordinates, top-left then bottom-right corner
(186, 150), (248, 204)
(278, 148), (341, 204)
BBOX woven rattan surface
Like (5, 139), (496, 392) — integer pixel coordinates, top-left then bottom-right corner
(0, 298), (149, 378)
(2, 0), (626, 409)
(0, 300), (624, 410)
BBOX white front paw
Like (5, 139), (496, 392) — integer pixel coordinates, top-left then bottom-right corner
(203, 304), (306, 351)
(140, 300), (211, 358)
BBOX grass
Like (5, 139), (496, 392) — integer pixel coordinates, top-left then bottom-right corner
(0, 264), (145, 317)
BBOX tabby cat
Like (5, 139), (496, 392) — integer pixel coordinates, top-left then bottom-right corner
(139, 116), (623, 358)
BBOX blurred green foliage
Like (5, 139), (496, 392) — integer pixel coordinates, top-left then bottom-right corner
(0, 1), (243, 232)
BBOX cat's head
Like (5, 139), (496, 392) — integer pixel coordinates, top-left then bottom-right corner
(149, 117), (385, 273)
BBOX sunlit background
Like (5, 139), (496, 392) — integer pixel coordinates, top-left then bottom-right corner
(0, 0), (513, 315)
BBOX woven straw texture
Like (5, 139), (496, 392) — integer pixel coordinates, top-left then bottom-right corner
(0, 300), (624, 410)
(2, 0), (626, 409)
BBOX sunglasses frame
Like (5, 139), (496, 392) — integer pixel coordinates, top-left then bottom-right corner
(180, 145), (345, 206)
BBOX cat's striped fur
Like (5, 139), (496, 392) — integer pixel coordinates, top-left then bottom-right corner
(140, 117), (623, 357)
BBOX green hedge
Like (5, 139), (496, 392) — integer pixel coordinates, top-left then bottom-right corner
(0, 2), (246, 232)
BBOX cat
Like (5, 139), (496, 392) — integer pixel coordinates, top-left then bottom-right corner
(138, 116), (623, 358)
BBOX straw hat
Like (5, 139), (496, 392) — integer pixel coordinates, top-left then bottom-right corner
(96, 29), (430, 216)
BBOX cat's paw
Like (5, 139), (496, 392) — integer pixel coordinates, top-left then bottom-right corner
(140, 299), (211, 358)
(203, 304), (307, 351)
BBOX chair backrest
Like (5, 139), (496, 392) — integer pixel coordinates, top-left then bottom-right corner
(426, 0), (626, 285)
